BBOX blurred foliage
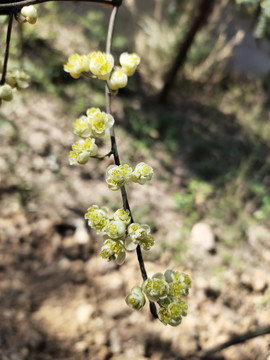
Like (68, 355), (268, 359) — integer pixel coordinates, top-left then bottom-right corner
(236, 0), (270, 37)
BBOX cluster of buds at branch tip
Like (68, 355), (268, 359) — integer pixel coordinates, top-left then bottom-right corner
(0, 66), (31, 104)
(126, 270), (191, 327)
(64, 51), (140, 92)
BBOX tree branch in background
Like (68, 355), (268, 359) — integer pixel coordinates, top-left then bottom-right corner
(198, 325), (270, 358)
(159, 0), (215, 103)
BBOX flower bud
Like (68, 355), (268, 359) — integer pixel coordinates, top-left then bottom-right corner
(0, 84), (13, 102)
(106, 164), (133, 190)
(131, 162), (154, 185)
(113, 209), (131, 226)
(74, 115), (92, 138)
(5, 71), (17, 88)
(119, 52), (141, 76)
(100, 238), (126, 265)
(125, 286), (146, 310)
(64, 54), (90, 79)
(69, 138), (98, 165)
(127, 223), (154, 251)
(105, 220), (126, 239)
(158, 299), (188, 327)
(21, 5), (38, 24)
(142, 273), (169, 302)
(15, 69), (31, 89)
(85, 205), (110, 233)
(108, 66), (128, 90)
(86, 107), (114, 137)
(89, 52), (114, 80)
(164, 270), (192, 296)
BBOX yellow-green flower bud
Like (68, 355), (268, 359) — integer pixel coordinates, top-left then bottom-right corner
(100, 238), (126, 265)
(0, 84), (13, 102)
(113, 209), (131, 226)
(125, 286), (146, 311)
(21, 5), (38, 24)
(127, 223), (154, 251)
(85, 205), (110, 233)
(119, 52), (141, 76)
(164, 270), (191, 296)
(106, 164), (133, 190)
(86, 107), (114, 137)
(69, 138), (98, 165)
(89, 52), (114, 80)
(142, 273), (169, 302)
(158, 299), (188, 327)
(131, 162), (154, 185)
(105, 220), (126, 240)
(15, 69), (31, 89)
(108, 66), (128, 90)
(5, 70), (17, 88)
(73, 115), (92, 138)
(64, 54), (90, 79)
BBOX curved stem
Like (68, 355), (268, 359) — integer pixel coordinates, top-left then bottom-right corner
(1, 12), (13, 86)
(105, 4), (158, 319)
(0, 0), (118, 13)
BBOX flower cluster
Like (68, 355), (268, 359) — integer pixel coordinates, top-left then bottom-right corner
(69, 138), (98, 165)
(16, 5), (38, 25)
(64, 51), (140, 92)
(74, 108), (115, 138)
(0, 67), (31, 103)
(126, 270), (191, 327)
(106, 162), (154, 190)
(85, 205), (155, 265)
(65, 47), (191, 327)
(69, 107), (114, 165)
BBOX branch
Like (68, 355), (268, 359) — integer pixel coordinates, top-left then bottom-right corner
(105, 4), (158, 319)
(159, 0), (215, 103)
(0, 12), (13, 86)
(0, 0), (121, 15)
(198, 325), (270, 358)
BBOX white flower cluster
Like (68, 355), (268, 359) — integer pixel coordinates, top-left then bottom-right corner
(126, 270), (191, 327)
(106, 162), (154, 190)
(84, 206), (155, 265)
(69, 107), (114, 165)
(0, 67), (31, 103)
(64, 51), (140, 91)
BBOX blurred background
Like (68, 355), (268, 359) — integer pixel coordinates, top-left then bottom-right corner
(0, 0), (270, 359)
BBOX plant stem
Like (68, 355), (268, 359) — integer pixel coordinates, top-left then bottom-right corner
(105, 4), (158, 319)
(1, 12), (13, 86)
(0, 0), (119, 14)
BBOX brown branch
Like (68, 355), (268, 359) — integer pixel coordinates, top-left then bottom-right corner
(0, 12), (13, 86)
(159, 0), (215, 103)
(0, 0), (120, 15)
(198, 325), (270, 358)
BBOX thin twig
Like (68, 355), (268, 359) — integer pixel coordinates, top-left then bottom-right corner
(105, 4), (158, 319)
(198, 325), (270, 358)
(0, 0), (118, 13)
(1, 12), (13, 86)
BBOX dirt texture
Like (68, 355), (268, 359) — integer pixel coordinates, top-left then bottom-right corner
(0, 90), (270, 360)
